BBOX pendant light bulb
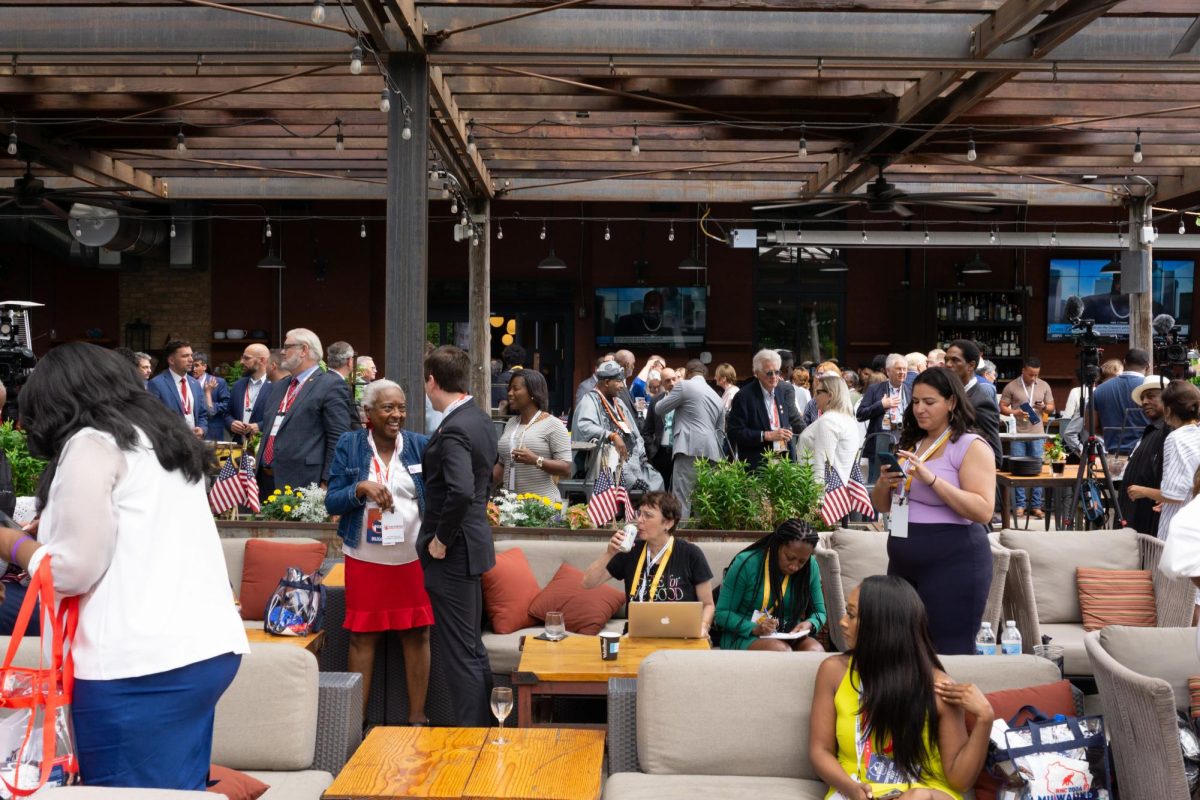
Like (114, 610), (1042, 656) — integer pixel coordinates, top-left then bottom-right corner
(539, 222), (546, 241)
(923, 229), (930, 244)
(349, 45), (363, 75)
(74, 220), (82, 238)
(176, 127), (187, 153)
(334, 118), (344, 151)
(861, 227), (868, 243)
(310, 0), (326, 24)
(1133, 128), (1143, 164)
(799, 123), (808, 158)
(379, 88), (390, 114)
(967, 127), (977, 162)
(497, 223), (504, 240)
(170, 220), (177, 239)
(668, 222), (675, 242)
(466, 120), (476, 155)
(630, 124), (640, 156)
(604, 224), (611, 242)
(441, 182), (450, 200)
(360, 218), (367, 239)
(1051, 229), (1058, 246)
(1181, 216), (1187, 236)
(460, 211), (468, 227)
(450, 198), (458, 215)
(401, 108), (412, 141)
(5, 128), (15, 157)
(989, 228), (997, 245)
(265, 218), (272, 239)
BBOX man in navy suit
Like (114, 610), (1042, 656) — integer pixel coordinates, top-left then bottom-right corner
(229, 343), (272, 443)
(146, 339), (207, 438)
(728, 349), (795, 471)
(418, 345), (499, 726)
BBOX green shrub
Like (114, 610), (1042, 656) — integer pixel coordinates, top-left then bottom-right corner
(0, 422), (47, 497)
(689, 452), (826, 531)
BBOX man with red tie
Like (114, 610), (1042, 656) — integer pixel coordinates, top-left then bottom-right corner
(146, 339), (207, 439)
(253, 328), (355, 499)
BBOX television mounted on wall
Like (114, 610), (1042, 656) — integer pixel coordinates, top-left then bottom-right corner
(594, 286), (707, 348)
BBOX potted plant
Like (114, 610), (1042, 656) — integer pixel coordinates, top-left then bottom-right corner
(1044, 436), (1066, 474)
(689, 452), (827, 533)
(0, 421), (46, 500)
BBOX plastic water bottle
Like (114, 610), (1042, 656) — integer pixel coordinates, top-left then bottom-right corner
(1001, 620), (1023, 655)
(975, 622), (997, 656)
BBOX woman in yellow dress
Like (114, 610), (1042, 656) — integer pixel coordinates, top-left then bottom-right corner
(809, 575), (995, 800)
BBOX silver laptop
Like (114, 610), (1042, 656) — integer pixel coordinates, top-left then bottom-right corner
(627, 601), (704, 638)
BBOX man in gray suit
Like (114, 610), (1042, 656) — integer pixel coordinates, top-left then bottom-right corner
(652, 359), (724, 520)
(254, 327), (355, 498)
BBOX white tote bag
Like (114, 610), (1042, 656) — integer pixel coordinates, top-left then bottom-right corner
(1160, 493), (1200, 578)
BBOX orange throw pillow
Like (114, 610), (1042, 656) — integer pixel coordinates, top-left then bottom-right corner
(528, 563), (625, 636)
(238, 539), (327, 621)
(1076, 567), (1157, 632)
(1189, 676), (1200, 720)
(969, 680), (1077, 800)
(207, 764), (269, 799)
(482, 548), (542, 633)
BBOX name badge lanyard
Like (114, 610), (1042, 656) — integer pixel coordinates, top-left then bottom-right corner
(631, 536), (675, 602)
(596, 390), (633, 436)
(898, 427), (954, 499)
(761, 555), (790, 617)
(507, 411), (545, 490)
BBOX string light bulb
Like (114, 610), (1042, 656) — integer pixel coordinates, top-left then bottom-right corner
(74, 220), (81, 238)
(1051, 228), (1058, 246)
(170, 219), (176, 239)
(1181, 215), (1187, 236)
(967, 127), (977, 162)
(401, 107), (412, 141)
(176, 127), (186, 153)
(861, 226), (868, 243)
(472, 230), (481, 247)
(539, 222), (546, 241)
(450, 197), (459, 215)
(349, 45), (363, 75)
(923, 228), (930, 244)
(265, 217), (272, 239)
(466, 120), (476, 156)
(335, 118), (344, 151)
(630, 124), (640, 156)
(497, 222), (504, 240)
(1132, 128), (1143, 164)
(668, 222), (675, 242)
(310, 0), (326, 24)
(360, 218), (367, 238)
(989, 227), (997, 245)
(799, 123), (808, 158)
(604, 223), (611, 241)
(441, 182), (450, 199)
(379, 87), (390, 114)
(460, 210), (468, 227)
(5, 123), (15, 157)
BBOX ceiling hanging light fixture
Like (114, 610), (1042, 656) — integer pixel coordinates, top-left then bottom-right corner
(175, 126), (187, 153)
(630, 123), (640, 156)
(538, 249), (566, 270)
(6, 123), (16, 156)
(349, 45), (363, 75)
(962, 252), (991, 274)
(1132, 128), (1143, 164)
(379, 87), (390, 114)
(335, 118), (344, 151)
(466, 119), (477, 155)
(310, 0), (326, 24)
(401, 107), (412, 141)
(967, 127), (977, 162)
(497, 222), (504, 240)
(818, 252), (848, 272)
(539, 221), (547, 241)
(799, 123), (808, 158)
(360, 218), (367, 238)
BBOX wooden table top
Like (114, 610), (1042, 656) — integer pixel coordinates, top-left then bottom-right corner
(516, 634), (709, 683)
(323, 726), (488, 800)
(243, 627), (325, 653)
(323, 727), (605, 800)
(996, 464), (1105, 486)
(464, 728), (605, 800)
(324, 562), (345, 588)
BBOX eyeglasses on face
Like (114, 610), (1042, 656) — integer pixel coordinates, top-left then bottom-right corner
(761, 369), (781, 377)
(814, 389), (830, 395)
(281, 342), (303, 350)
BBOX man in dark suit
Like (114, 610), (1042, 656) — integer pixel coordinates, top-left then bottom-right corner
(418, 345), (499, 727)
(254, 328), (354, 497)
(856, 353), (910, 483)
(229, 343), (272, 444)
(945, 340), (1002, 468)
(728, 349), (795, 471)
(146, 339), (207, 438)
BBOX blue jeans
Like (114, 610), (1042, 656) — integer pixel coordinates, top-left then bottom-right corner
(1010, 438), (1044, 509)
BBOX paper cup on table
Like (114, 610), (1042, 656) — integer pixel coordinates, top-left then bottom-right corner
(599, 632), (621, 661)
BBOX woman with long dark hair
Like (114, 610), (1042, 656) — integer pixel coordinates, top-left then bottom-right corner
(713, 519), (825, 652)
(870, 367), (995, 654)
(0, 343), (249, 790)
(810, 575), (994, 800)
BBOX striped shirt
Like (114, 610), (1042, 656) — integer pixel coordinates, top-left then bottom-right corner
(1158, 424), (1200, 540)
(497, 413), (572, 501)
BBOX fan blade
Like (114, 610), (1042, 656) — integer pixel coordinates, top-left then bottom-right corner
(901, 192), (998, 201)
(814, 202), (858, 219)
(1003, 0), (1122, 44)
(41, 199), (70, 220)
(919, 200), (1001, 214)
(1170, 17), (1200, 57)
(753, 196), (859, 212)
(893, 203), (916, 218)
(43, 186), (134, 197)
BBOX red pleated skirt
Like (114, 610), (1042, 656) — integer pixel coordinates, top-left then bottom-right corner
(343, 556), (435, 633)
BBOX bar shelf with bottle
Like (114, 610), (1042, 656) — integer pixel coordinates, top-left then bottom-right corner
(935, 290), (1026, 381)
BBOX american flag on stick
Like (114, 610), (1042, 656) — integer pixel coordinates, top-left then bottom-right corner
(209, 454), (261, 514)
(846, 460), (874, 519)
(587, 467), (621, 528)
(820, 463), (852, 526)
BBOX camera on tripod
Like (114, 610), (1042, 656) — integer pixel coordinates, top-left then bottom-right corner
(1068, 315), (1105, 386)
(0, 301), (42, 421)
(1152, 313), (1190, 377)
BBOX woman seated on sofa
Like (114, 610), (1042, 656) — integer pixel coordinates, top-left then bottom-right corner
(581, 491), (715, 637)
(713, 519), (825, 652)
(810, 575), (995, 800)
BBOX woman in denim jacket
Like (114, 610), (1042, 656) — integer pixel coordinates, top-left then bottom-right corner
(326, 379), (432, 725)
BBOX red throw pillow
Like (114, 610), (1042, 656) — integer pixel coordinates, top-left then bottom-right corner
(207, 765), (269, 800)
(1076, 567), (1157, 631)
(238, 539), (327, 621)
(969, 680), (1077, 800)
(482, 548), (542, 633)
(528, 563), (625, 636)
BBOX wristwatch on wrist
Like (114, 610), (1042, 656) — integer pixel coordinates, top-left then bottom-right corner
(536, 456), (545, 470)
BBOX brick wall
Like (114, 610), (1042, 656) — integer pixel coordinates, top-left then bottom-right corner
(118, 255), (211, 363)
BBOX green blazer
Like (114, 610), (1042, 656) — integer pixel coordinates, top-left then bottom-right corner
(715, 548), (825, 651)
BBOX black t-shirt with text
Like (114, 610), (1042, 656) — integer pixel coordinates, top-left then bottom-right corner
(607, 538), (713, 603)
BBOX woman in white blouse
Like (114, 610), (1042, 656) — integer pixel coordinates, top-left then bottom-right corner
(798, 374), (865, 481)
(1, 343), (249, 790)
(1128, 380), (1200, 540)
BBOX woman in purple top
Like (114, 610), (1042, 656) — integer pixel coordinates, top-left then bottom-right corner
(871, 367), (997, 654)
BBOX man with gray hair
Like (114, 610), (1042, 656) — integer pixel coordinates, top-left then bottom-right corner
(254, 327), (356, 498)
(653, 359), (724, 519)
(326, 340), (355, 379)
(857, 353), (910, 482)
(728, 349), (796, 471)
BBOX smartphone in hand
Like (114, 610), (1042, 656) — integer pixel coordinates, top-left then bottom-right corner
(877, 452), (905, 475)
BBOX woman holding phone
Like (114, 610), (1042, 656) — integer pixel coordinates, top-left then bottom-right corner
(810, 575), (995, 800)
(870, 367), (995, 655)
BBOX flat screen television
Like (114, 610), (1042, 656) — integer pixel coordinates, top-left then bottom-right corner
(595, 286), (707, 347)
(1046, 258), (1194, 341)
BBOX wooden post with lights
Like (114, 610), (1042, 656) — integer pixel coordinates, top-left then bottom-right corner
(468, 198), (491, 410)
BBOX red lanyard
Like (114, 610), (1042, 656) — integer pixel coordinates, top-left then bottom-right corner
(278, 378), (301, 415)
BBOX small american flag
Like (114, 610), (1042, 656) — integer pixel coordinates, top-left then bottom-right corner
(209, 458), (241, 514)
(846, 461), (874, 519)
(820, 463), (852, 526)
(588, 468), (620, 527)
(240, 454), (261, 513)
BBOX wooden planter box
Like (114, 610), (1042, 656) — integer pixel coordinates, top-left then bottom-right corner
(216, 519), (342, 557)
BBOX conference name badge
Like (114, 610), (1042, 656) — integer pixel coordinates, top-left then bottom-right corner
(269, 415), (285, 436)
(888, 496), (909, 539)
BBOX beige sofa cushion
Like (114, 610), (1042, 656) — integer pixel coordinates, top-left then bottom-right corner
(1027, 624), (1091, 677)
(213, 643), (318, 771)
(604, 773), (827, 800)
(1000, 530), (1140, 624)
(246, 770), (333, 800)
(1097, 625), (1198, 710)
(220, 537), (323, 593)
(942, 653), (1061, 692)
(830, 529), (889, 598)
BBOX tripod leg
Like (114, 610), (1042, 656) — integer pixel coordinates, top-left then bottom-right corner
(1093, 449), (1125, 528)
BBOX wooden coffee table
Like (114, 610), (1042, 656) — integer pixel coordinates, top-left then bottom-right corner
(513, 634), (709, 728)
(244, 627), (326, 654)
(322, 726), (605, 800)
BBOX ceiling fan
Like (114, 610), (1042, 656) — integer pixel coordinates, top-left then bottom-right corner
(753, 159), (1022, 218)
(0, 161), (143, 219)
